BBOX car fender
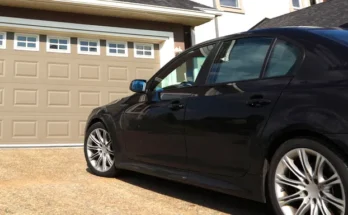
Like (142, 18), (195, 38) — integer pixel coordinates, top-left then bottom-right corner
(85, 107), (124, 165)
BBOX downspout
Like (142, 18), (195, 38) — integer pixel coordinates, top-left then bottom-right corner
(192, 4), (222, 45)
(213, 0), (220, 38)
(191, 27), (196, 46)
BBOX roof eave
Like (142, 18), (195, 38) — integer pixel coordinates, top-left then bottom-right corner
(0, 0), (215, 26)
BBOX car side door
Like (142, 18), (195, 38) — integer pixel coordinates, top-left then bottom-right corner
(184, 37), (303, 177)
(121, 42), (218, 169)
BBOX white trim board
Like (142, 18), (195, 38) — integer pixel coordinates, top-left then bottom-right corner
(24, 0), (216, 19)
(0, 16), (175, 67)
(0, 143), (83, 149)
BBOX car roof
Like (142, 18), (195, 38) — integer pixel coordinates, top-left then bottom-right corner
(195, 26), (347, 47)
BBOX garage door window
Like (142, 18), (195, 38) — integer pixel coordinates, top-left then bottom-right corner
(47, 36), (70, 53)
(14, 33), (39, 51)
(107, 41), (128, 57)
(78, 38), (100, 55)
(134, 43), (154, 58)
(0, 32), (6, 49)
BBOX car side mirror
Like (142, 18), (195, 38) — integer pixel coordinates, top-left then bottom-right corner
(130, 79), (147, 93)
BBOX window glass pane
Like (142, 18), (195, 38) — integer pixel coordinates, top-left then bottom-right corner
(59, 39), (68, 45)
(0, 35), (3, 40)
(89, 42), (97, 47)
(264, 40), (300, 78)
(144, 46), (152, 51)
(27, 37), (36, 42)
(144, 51), (152, 56)
(136, 45), (143, 50)
(0, 41), (2, 46)
(154, 43), (216, 90)
(89, 47), (97, 52)
(80, 41), (88, 46)
(109, 49), (117, 53)
(208, 37), (273, 84)
(292, 0), (300, 7)
(117, 44), (125, 49)
(50, 39), (58, 44)
(136, 50), (143, 55)
(18, 36), (26, 41)
(220, 0), (238, 7)
(28, 43), (36, 48)
(109, 43), (117, 48)
(17, 42), (26, 47)
(118, 49), (125, 54)
(59, 45), (68, 50)
(50, 44), (58, 49)
(81, 47), (88, 51)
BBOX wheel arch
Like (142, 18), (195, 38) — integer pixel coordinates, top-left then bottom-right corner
(261, 126), (348, 203)
(85, 112), (124, 165)
(266, 129), (335, 162)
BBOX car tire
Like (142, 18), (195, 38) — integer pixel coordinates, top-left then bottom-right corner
(84, 122), (121, 177)
(267, 138), (348, 215)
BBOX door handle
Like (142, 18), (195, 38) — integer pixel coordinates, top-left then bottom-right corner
(246, 98), (271, 107)
(168, 102), (184, 110)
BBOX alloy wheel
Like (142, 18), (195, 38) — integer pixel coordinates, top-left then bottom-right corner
(275, 148), (345, 215)
(86, 128), (114, 172)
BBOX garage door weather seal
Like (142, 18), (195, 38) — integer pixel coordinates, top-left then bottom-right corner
(0, 143), (83, 149)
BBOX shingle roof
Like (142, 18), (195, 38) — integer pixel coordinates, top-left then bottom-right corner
(113, 0), (213, 11)
(251, 0), (348, 30)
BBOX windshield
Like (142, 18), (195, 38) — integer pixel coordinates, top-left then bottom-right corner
(311, 29), (348, 46)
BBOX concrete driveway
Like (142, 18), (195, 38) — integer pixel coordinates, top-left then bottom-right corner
(0, 148), (271, 215)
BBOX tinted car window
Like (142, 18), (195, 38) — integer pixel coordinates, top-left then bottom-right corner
(207, 37), (273, 84)
(153, 43), (216, 91)
(264, 40), (301, 78)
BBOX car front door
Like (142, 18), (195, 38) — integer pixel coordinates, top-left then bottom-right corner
(122, 42), (217, 169)
(184, 37), (303, 177)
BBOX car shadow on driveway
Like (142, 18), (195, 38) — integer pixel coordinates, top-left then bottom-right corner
(115, 170), (274, 215)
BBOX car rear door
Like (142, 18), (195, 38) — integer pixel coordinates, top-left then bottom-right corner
(184, 37), (303, 177)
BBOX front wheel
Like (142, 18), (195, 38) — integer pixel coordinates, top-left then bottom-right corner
(84, 122), (120, 177)
(268, 138), (348, 215)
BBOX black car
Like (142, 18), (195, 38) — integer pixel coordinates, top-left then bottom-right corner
(84, 27), (348, 215)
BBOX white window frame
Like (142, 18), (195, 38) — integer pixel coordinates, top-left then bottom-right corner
(220, 0), (240, 8)
(0, 32), (6, 49)
(134, 43), (155, 59)
(14, 33), (39, 51)
(311, 0), (323, 4)
(292, 0), (302, 9)
(106, 41), (128, 57)
(77, 38), (100, 55)
(46, 36), (71, 53)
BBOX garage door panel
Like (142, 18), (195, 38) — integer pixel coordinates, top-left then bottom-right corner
(135, 67), (157, 80)
(108, 66), (129, 81)
(78, 64), (101, 81)
(46, 120), (71, 139)
(0, 84), (134, 113)
(0, 115), (86, 143)
(0, 59), (5, 77)
(47, 62), (71, 80)
(14, 61), (39, 78)
(0, 87), (3, 107)
(0, 34), (160, 144)
(0, 119), (3, 140)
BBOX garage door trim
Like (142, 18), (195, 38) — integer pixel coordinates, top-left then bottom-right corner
(0, 16), (175, 67)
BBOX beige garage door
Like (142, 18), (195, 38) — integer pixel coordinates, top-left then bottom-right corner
(0, 32), (160, 144)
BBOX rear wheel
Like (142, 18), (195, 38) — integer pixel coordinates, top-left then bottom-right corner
(84, 122), (120, 177)
(268, 138), (348, 215)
